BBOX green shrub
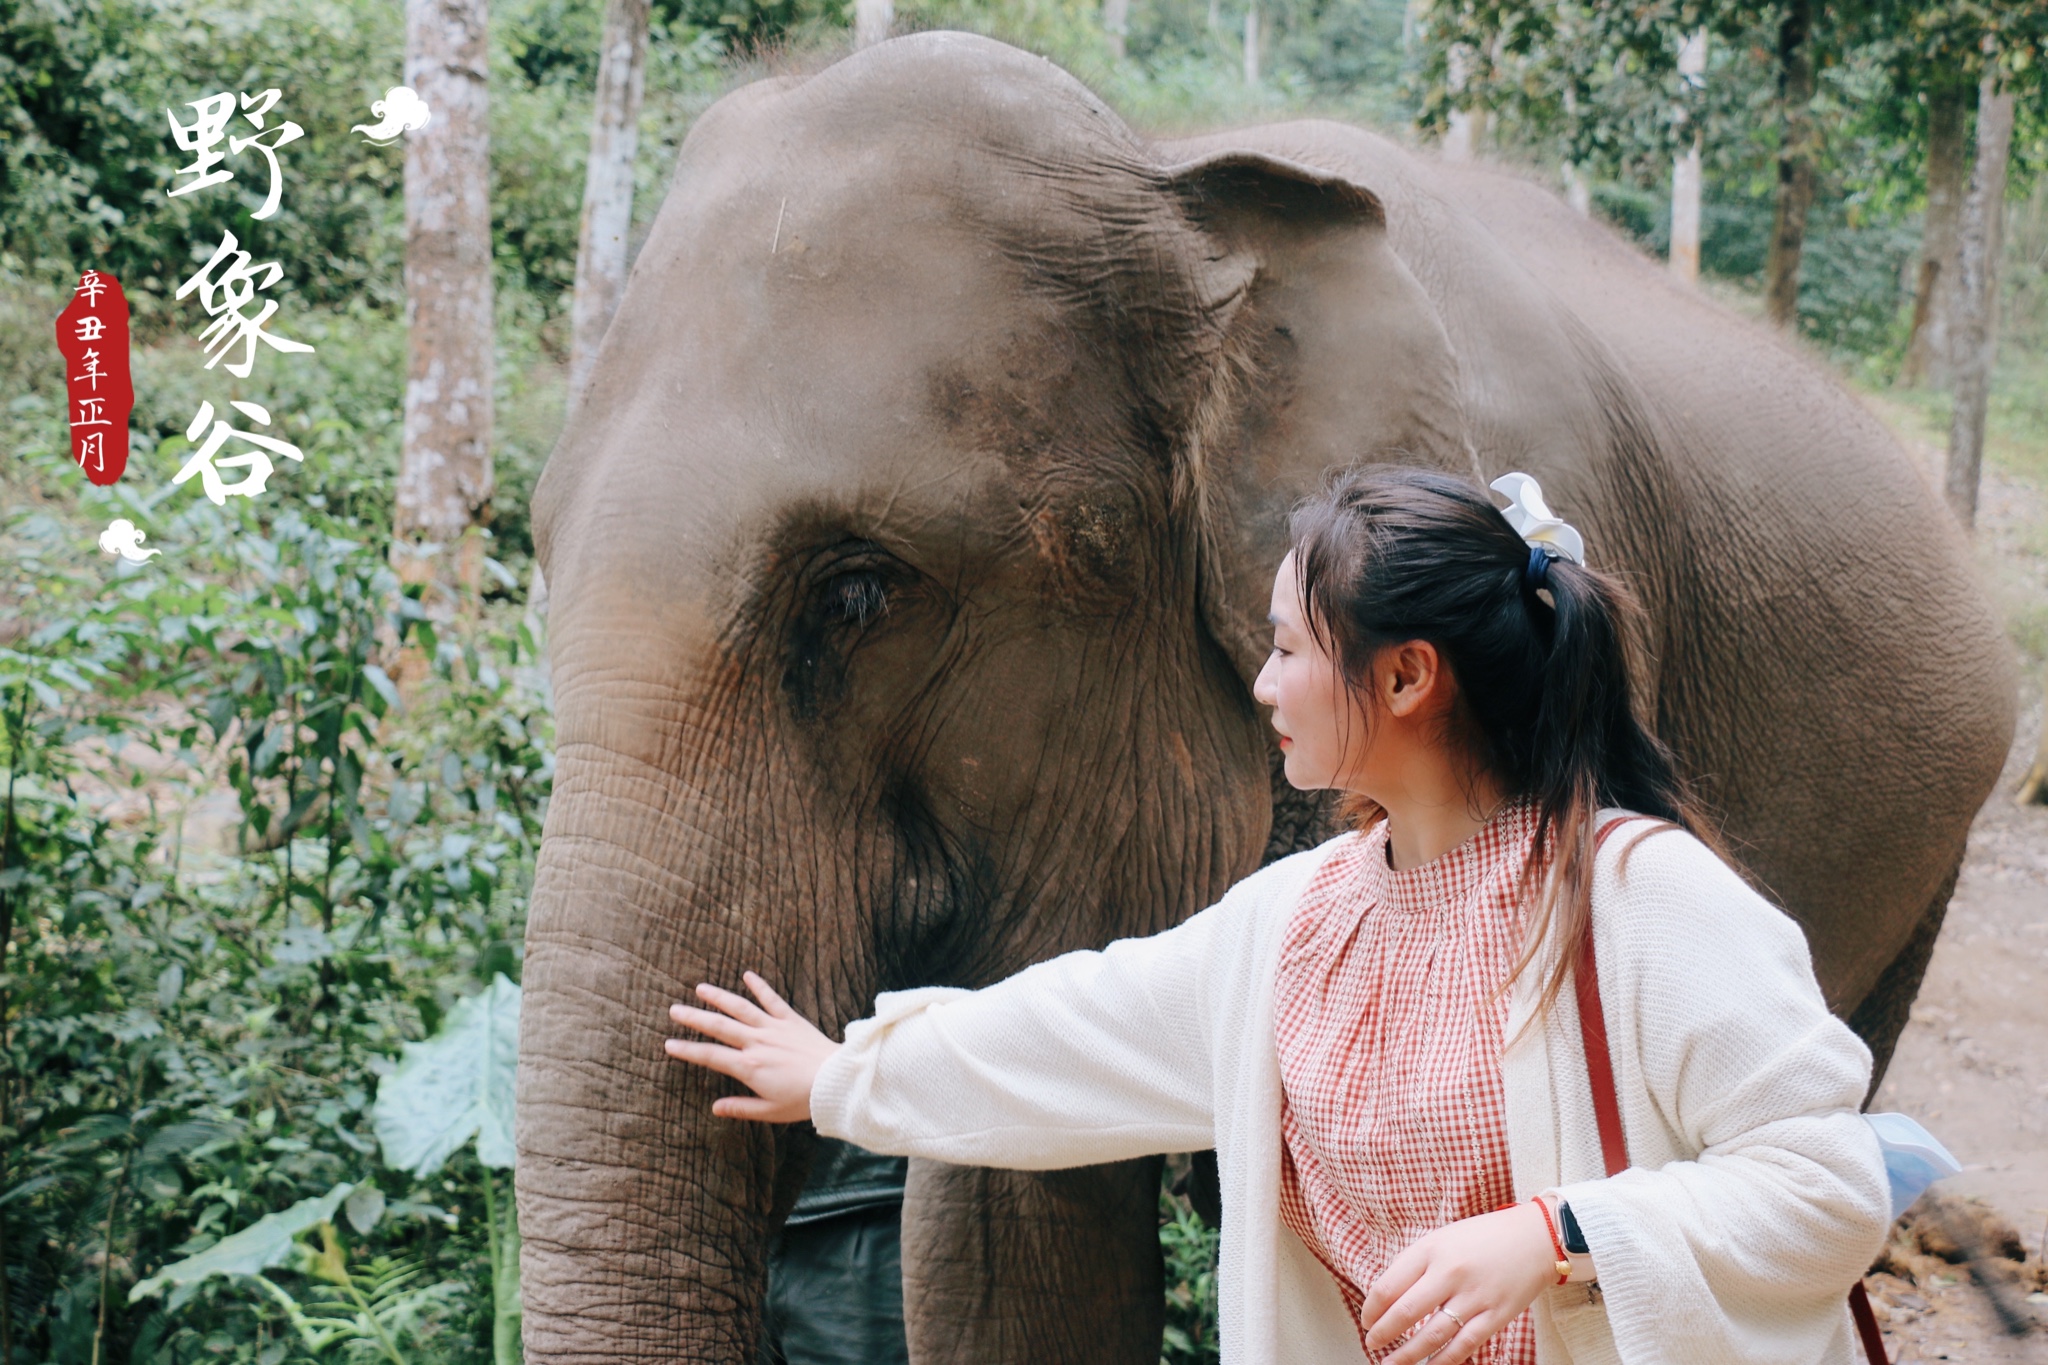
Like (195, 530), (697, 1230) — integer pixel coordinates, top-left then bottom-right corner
(0, 469), (550, 1365)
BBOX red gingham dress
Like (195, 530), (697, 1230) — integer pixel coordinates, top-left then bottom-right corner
(1274, 799), (1541, 1364)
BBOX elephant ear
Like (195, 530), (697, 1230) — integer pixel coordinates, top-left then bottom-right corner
(1161, 149), (1386, 233)
(1153, 143), (1467, 698)
(1152, 151), (1386, 381)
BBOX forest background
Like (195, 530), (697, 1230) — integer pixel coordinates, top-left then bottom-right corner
(1, 0), (2046, 1363)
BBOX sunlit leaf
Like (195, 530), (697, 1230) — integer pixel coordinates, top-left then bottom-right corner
(345, 1185), (386, 1234)
(363, 665), (400, 713)
(129, 1182), (354, 1303)
(371, 974), (520, 1176)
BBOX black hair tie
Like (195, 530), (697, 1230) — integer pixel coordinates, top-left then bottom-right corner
(1524, 545), (1558, 594)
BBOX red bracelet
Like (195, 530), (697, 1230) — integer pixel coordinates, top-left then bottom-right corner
(1530, 1197), (1571, 1285)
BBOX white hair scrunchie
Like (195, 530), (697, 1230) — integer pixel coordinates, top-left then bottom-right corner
(1489, 472), (1586, 565)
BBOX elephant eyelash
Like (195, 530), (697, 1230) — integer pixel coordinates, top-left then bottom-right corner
(823, 571), (888, 626)
(782, 567), (892, 722)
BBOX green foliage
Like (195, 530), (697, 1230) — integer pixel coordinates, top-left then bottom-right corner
(256, 1238), (465, 1365)
(0, 452), (550, 1365)
(133, 1206), (469, 1365)
(0, 0), (729, 342)
(1097, 0), (1414, 130)
(118, 976), (526, 1365)
(0, 0), (407, 330)
(1412, 0), (1718, 170)
(1157, 1184), (1219, 1365)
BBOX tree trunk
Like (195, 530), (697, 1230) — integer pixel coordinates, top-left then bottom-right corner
(854, 0), (890, 48)
(1670, 30), (1706, 283)
(398, 0), (494, 594)
(1102, 0), (1127, 60)
(1945, 76), (2014, 528)
(1242, 2), (1259, 86)
(1671, 139), (1703, 281)
(1443, 42), (1477, 161)
(1900, 83), (1971, 388)
(567, 0), (651, 409)
(1561, 162), (1591, 216)
(1764, 0), (1815, 329)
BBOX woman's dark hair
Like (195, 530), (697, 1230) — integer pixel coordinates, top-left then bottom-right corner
(1288, 465), (1727, 1017)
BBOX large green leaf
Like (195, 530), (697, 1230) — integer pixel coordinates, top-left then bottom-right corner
(129, 1182), (354, 1303)
(372, 974), (521, 1176)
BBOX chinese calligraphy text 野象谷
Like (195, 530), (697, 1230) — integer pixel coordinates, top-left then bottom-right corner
(53, 269), (135, 487)
(163, 85), (317, 512)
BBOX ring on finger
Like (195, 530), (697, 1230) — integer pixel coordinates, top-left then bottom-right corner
(1419, 1306), (1467, 1363)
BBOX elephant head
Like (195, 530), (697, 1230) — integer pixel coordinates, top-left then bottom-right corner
(518, 30), (2013, 1365)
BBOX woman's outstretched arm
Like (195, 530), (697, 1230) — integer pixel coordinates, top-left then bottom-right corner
(660, 855), (1305, 1169)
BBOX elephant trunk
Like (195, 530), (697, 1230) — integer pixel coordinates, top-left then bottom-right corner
(517, 730), (821, 1365)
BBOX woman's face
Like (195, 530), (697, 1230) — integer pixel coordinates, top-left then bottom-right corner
(1252, 552), (1364, 791)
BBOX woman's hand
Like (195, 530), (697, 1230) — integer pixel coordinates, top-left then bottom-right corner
(1358, 1201), (1558, 1365)
(663, 971), (840, 1123)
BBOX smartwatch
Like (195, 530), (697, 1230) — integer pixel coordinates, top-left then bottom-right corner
(1556, 1199), (1596, 1283)
(1559, 1200), (1589, 1254)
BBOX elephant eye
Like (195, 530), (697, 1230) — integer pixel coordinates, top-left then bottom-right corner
(824, 571), (887, 626)
(782, 560), (899, 722)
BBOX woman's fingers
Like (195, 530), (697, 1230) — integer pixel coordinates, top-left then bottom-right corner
(742, 970), (797, 1019)
(1427, 1307), (1492, 1365)
(1358, 1249), (1428, 1347)
(1378, 1304), (1478, 1365)
(662, 977), (832, 1128)
(711, 1094), (786, 1121)
(662, 1036), (749, 1083)
(1374, 1273), (1458, 1357)
(1363, 1206), (1555, 1362)
(668, 1002), (753, 1047)
(695, 980), (772, 1026)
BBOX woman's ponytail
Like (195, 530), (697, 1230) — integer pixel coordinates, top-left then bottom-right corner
(1289, 467), (1727, 1017)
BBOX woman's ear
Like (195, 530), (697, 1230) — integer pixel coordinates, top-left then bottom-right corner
(1380, 639), (1446, 719)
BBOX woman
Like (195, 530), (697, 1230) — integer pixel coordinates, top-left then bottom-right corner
(663, 468), (1891, 1365)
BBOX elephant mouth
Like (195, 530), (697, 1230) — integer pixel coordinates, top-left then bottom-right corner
(869, 777), (1005, 992)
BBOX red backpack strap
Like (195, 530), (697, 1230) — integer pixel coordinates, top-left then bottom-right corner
(1577, 815), (1889, 1364)
(1849, 1282), (1888, 1364)
(1579, 816), (1635, 1178)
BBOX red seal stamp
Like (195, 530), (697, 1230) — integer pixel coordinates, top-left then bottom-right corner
(54, 269), (135, 486)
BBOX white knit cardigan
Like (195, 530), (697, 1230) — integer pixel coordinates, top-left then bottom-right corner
(810, 815), (1892, 1365)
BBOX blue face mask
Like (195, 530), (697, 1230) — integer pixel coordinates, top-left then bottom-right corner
(1864, 1112), (1963, 1220)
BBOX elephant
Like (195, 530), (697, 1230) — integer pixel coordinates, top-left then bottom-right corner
(517, 30), (2016, 1365)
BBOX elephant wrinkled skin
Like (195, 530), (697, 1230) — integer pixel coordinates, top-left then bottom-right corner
(516, 32), (2015, 1365)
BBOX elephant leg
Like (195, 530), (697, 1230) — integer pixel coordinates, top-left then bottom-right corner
(1846, 857), (1960, 1098)
(900, 1157), (1165, 1365)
